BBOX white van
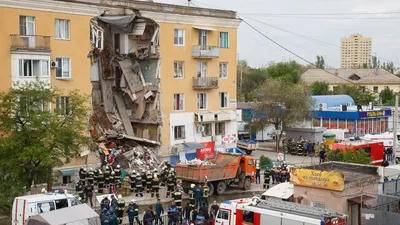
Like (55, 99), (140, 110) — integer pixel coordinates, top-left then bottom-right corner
(12, 192), (80, 225)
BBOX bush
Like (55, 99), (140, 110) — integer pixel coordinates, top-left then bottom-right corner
(326, 148), (371, 165)
(259, 155), (272, 170)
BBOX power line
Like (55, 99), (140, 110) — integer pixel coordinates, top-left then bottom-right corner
(238, 16), (357, 85)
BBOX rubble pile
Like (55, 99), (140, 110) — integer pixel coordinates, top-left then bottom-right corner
(180, 158), (216, 166)
(88, 8), (163, 170)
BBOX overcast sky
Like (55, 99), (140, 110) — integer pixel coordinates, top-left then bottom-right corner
(155, 0), (400, 68)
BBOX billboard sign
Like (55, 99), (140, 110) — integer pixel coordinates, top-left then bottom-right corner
(196, 142), (215, 160)
(290, 168), (345, 191)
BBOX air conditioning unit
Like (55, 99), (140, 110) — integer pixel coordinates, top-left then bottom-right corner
(50, 61), (58, 68)
(318, 103), (327, 111)
(346, 102), (352, 107)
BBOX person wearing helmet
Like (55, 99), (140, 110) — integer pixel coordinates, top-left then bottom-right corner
(130, 200), (141, 225)
(135, 170), (144, 197)
(114, 165), (122, 187)
(271, 165), (276, 185)
(189, 184), (195, 209)
(104, 166), (111, 187)
(172, 184), (183, 223)
(84, 181), (94, 207)
(100, 196), (111, 212)
(117, 194), (125, 224)
(202, 180), (209, 207)
(79, 167), (86, 186)
(97, 169), (105, 194)
(75, 181), (85, 202)
(166, 168), (176, 198)
(109, 172), (115, 194)
(129, 170), (136, 193)
(87, 168), (94, 185)
(263, 167), (271, 189)
(146, 171), (153, 194)
(151, 174), (160, 198)
(126, 201), (136, 225)
(141, 170), (147, 192)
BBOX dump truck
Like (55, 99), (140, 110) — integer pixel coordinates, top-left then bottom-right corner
(237, 139), (258, 155)
(176, 152), (256, 195)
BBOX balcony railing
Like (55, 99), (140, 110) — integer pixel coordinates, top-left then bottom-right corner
(192, 77), (218, 90)
(192, 45), (220, 58)
(10, 35), (51, 52)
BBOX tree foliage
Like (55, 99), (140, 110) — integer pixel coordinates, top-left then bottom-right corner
(265, 61), (302, 84)
(379, 87), (395, 105)
(371, 56), (380, 69)
(259, 155), (272, 170)
(315, 55), (325, 69)
(331, 84), (377, 105)
(0, 80), (90, 214)
(326, 149), (372, 164)
(310, 81), (330, 95)
(252, 79), (312, 151)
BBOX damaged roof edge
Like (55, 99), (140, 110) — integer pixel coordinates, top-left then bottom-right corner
(58, 0), (238, 20)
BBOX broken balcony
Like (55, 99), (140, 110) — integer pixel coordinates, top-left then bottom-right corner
(192, 45), (220, 58)
(192, 77), (218, 90)
(10, 35), (51, 52)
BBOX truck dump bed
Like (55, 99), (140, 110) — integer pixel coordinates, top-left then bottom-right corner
(176, 153), (241, 182)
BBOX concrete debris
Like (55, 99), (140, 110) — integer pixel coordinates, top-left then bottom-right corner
(89, 8), (162, 170)
(179, 158), (216, 166)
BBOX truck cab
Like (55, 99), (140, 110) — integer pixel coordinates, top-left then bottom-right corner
(240, 155), (257, 183)
(12, 191), (80, 225)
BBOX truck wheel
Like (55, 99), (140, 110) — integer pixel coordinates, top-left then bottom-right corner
(246, 150), (252, 155)
(216, 181), (227, 195)
(208, 182), (215, 196)
(243, 177), (251, 190)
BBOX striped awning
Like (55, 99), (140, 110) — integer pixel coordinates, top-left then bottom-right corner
(59, 168), (79, 176)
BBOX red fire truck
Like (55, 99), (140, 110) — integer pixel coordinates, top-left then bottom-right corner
(215, 197), (348, 225)
(331, 141), (384, 165)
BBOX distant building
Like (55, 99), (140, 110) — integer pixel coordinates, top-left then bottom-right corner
(301, 68), (400, 93)
(341, 34), (372, 68)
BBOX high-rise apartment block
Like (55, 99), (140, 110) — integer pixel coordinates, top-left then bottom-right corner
(340, 34), (372, 68)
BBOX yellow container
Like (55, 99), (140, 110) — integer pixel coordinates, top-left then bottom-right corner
(323, 133), (336, 149)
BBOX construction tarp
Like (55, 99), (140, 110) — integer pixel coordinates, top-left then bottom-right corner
(97, 15), (136, 32)
(27, 204), (100, 225)
(58, 168), (78, 176)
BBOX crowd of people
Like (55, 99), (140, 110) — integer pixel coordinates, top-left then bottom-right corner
(283, 136), (327, 163)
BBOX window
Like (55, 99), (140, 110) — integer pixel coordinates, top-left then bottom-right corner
(174, 29), (185, 46)
(55, 19), (70, 40)
(219, 92), (228, 108)
(215, 122), (225, 135)
(174, 61), (184, 78)
(197, 93), (207, 109)
(174, 125), (185, 140)
(114, 33), (120, 54)
(62, 176), (71, 184)
(56, 58), (71, 78)
(373, 86), (378, 93)
(20, 16), (35, 36)
(220, 32), (229, 48)
(242, 210), (254, 224)
(198, 30), (208, 46)
(56, 96), (71, 115)
(174, 94), (184, 111)
(90, 25), (103, 49)
(217, 210), (229, 220)
(18, 59), (49, 77)
(219, 62), (228, 78)
(37, 202), (55, 213)
(197, 61), (207, 78)
(203, 123), (212, 137)
(55, 199), (68, 210)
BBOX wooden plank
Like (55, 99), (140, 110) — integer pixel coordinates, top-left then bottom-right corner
(99, 76), (114, 113)
(119, 59), (144, 93)
(115, 95), (135, 136)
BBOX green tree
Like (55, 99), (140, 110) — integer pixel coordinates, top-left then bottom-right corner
(315, 55), (325, 69)
(0, 80), (90, 213)
(326, 149), (372, 164)
(381, 61), (395, 74)
(310, 81), (330, 95)
(240, 67), (268, 101)
(379, 87), (395, 105)
(371, 56), (380, 69)
(259, 155), (272, 170)
(265, 61), (302, 84)
(331, 84), (376, 105)
(252, 79), (312, 151)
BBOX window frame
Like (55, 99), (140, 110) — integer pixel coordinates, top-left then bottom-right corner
(202, 123), (212, 137)
(219, 62), (228, 78)
(219, 32), (229, 48)
(56, 96), (71, 115)
(215, 122), (225, 135)
(55, 19), (70, 40)
(174, 29), (185, 46)
(173, 93), (184, 111)
(174, 61), (185, 79)
(18, 59), (50, 77)
(55, 57), (71, 79)
(197, 93), (208, 110)
(373, 86), (378, 93)
(20, 16), (35, 36)
(219, 92), (229, 108)
(174, 125), (186, 140)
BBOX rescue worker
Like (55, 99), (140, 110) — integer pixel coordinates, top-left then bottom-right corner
(104, 166), (111, 187)
(126, 202), (135, 225)
(167, 202), (178, 225)
(109, 171), (115, 193)
(132, 200), (141, 225)
(202, 179), (209, 207)
(97, 169), (105, 194)
(173, 184), (183, 212)
(256, 162), (261, 184)
(271, 166), (276, 185)
(114, 165), (122, 187)
(166, 168), (175, 198)
(110, 195), (118, 209)
(275, 166), (281, 184)
(129, 170), (136, 193)
(160, 166), (167, 187)
(109, 209), (119, 225)
(85, 182), (94, 207)
(141, 170), (147, 191)
(79, 167), (86, 186)
(101, 210), (111, 225)
(155, 198), (164, 225)
(94, 168), (99, 186)
(135, 170), (144, 197)
(194, 184), (203, 208)
(117, 194), (125, 224)
(101, 196), (111, 211)
(75, 181), (85, 202)
(143, 206), (155, 225)
(152, 174), (160, 198)
(188, 184), (196, 209)
(146, 171), (153, 194)
(263, 167), (271, 189)
(183, 203), (192, 224)
(153, 168), (160, 180)
(87, 168), (95, 185)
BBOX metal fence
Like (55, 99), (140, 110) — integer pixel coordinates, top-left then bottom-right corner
(379, 179), (400, 195)
(361, 208), (400, 225)
(119, 213), (214, 225)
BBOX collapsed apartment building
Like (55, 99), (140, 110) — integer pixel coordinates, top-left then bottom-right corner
(88, 8), (162, 170)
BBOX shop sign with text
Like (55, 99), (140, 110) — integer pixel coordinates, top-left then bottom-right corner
(290, 168), (344, 191)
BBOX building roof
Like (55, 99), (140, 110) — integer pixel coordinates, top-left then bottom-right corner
(303, 162), (379, 188)
(301, 69), (400, 85)
(312, 95), (355, 108)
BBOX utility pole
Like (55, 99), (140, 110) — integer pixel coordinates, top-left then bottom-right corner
(394, 93), (399, 165)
